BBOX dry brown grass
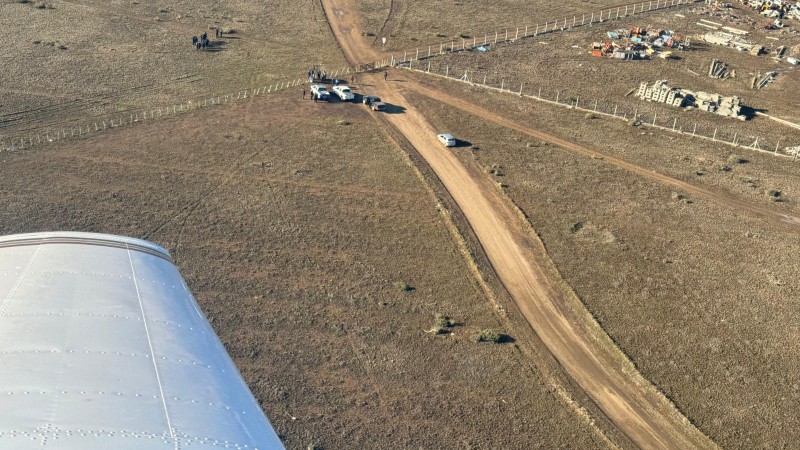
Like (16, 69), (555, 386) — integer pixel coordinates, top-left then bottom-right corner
(0, 90), (606, 448)
(0, 0), (346, 138)
(355, 0), (650, 51)
(403, 73), (800, 448)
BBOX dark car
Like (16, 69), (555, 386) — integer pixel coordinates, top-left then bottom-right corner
(362, 95), (381, 106)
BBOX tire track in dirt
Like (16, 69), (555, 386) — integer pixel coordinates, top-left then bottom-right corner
(402, 80), (800, 229)
(320, 0), (720, 448)
(373, 0), (405, 45)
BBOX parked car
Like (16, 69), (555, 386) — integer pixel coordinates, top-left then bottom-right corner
(333, 85), (355, 101)
(437, 134), (456, 147)
(310, 84), (330, 100)
(370, 101), (386, 111)
(362, 95), (381, 106)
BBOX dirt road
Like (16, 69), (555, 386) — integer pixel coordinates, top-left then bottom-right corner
(403, 81), (800, 229)
(322, 0), (720, 448)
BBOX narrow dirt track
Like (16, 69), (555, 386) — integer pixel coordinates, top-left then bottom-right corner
(403, 81), (800, 229)
(322, 0), (720, 448)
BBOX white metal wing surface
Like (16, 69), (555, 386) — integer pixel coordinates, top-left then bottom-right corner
(0, 232), (284, 449)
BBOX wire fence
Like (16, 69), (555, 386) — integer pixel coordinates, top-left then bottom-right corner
(367, 0), (695, 70)
(0, 67), (353, 153)
(401, 64), (800, 160)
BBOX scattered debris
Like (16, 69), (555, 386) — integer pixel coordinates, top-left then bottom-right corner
(708, 59), (730, 78)
(787, 56), (799, 64)
(592, 26), (688, 60)
(741, 0), (800, 21)
(637, 80), (748, 120)
(784, 145), (800, 156)
(703, 31), (764, 55)
(752, 71), (777, 88)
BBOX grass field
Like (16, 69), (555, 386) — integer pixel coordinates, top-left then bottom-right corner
(403, 72), (800, 448)
(0, 90), (608, 448)
(0, 0), (346, 138)
(355, 0), (651, 51)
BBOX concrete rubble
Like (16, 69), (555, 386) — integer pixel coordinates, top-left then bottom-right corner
(703, 31), (765, 54)
(708, 59), (732, 77)
(636, 80), (748, 119)
(752, 70), (778, 88)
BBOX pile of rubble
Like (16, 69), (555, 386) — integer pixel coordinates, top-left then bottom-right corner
(752, 71), (778, 88)
(708, 59), (733, 77)
(591, 26), (687, 59)
(636, 80), (748, 119)
(741, 0), (800, 21)
(703, 30), (765, 54)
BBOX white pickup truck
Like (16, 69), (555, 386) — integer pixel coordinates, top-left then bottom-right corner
(332, 85), (355, 101)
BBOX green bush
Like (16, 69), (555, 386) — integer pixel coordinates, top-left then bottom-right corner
(435, 313), (454, 328)
(474, 329), (503, 343)
(393, 281), (414, 292)
(728, 154), (748, 164)
(766, 190), (782, 202)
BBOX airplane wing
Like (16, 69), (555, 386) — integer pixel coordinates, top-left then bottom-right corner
(0, 232), (285, 449)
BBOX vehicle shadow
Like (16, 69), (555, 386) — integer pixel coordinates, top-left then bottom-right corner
(382, 103), (406, 114)
(454, 139), (473, 148)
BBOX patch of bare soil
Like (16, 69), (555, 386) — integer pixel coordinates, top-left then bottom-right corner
(405, 75), (800, 449)
(0, 91), (605, 449)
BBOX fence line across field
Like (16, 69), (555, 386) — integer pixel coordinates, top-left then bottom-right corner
(400, 64), (799, 161)
(0, 67), (353, 153)
(370, 0), (695, 71)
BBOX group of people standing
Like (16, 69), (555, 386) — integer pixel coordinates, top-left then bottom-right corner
(191, 29), (227, 50)
(307, 68), (327, 84)
(191, 32), (211, 50)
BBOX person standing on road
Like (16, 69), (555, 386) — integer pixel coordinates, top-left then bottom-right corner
(302, 88), (306, 99)
(313, 93), (317, 103)
(384, 71), (388, 81)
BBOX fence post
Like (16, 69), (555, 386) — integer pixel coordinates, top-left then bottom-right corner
(427, 60), (431, 72)
(556, 91), (560, 103)
(501, 80), (504, 90)
(712, 128), (717, 141)
(672, 117), (677, 131)
(774, 140), (780, 154)
(404, 50), (407, 61)
(732, 132), (737, 145)
(428, 45), (431, 57)
(525, 25), (528, 36)
(446, 66), (449, 77)
(613, 105), (618, 116)
(538, 87), (542, 98)
(693, 123), (697, 135)
(416, 48), (419, 60)
(484, 75), (487, 85)
(652, 112), (657, 125)
(440, 43), (443, 54)
(515, 28), (519, 40)
(451, 41), (454, 52)
(519, 83), (523, 95)
(495, 31), (498, 43)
